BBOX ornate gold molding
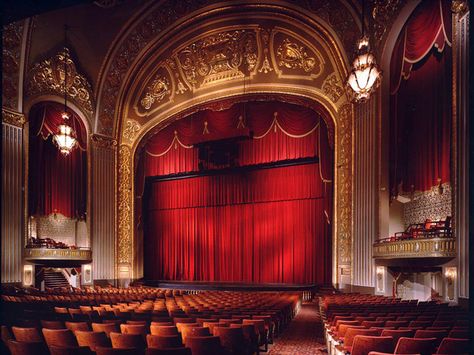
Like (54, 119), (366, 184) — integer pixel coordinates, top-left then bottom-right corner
(26, 47), (94, 115)
(24, 248), (92, 263)
(91, 134), (117, 149)
(452, 0), (469, 16)
(322, 73), (345, 103)
(2, 107), (25, 127)
(337, 103), (353, 265)
(373, 237), (456, 259)
(2, 21), (24, 110)
(276, 38), (317, 73)
(177, 29), (258, 89)
(141, 76), (171, 110)
(122, 119), (141, 146)
(117, 145), (132, 265)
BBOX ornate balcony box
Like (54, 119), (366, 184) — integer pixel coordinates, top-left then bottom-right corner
(373, 237), (455, 265)
(23, 248), (92, 267)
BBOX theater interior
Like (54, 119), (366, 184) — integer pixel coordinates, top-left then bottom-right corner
(1, 0), (472, 354)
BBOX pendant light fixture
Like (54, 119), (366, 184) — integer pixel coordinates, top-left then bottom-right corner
(346, 0), (382, 102)
(53, 25), (78, 156)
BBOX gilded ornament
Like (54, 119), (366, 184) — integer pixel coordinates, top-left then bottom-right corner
(371, 0), (405, 47)
(277, 38), (316, 72)
(118, 145), (132, 264)
(322, 73), (345, 103)
(258, 28), (274, 74)
(2, 21), (24, 110)
(91, 134), (117, 149)
(177, 30), (258, 88)
(2, 108), (25, 127)
(122, 119), (141, 145)
(452, 0), (469, 15)
(141, 76), (170, 109)
(26, 47), (94, 114)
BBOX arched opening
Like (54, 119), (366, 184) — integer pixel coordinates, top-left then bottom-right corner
(26, 101), (90, 276)
(135, 99), (334, 285)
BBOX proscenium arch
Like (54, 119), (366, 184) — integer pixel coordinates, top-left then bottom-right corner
(114, 2), (354, 287)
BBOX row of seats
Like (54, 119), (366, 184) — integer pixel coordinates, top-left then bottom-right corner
(1, 288), (301, 355)
(321, 293), (470, 355)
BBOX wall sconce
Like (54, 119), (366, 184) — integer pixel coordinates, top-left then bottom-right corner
(23, 264), (33, 286)
(445, 267), (456, 285)
(83, 264), (92, 284)
(118, 264), (130, 279)
(376, 266), (385, 292)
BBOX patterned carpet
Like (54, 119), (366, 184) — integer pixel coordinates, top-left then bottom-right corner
(268, 301), (327, 354)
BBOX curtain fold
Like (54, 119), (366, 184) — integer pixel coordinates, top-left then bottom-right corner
(28, 102), (87, 218)
(389, 0), (452, 197)
(145, 163), (331, 284)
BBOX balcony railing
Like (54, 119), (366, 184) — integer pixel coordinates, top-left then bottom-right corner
(24, 247), (92, 265)
(373, 237), (456, 259)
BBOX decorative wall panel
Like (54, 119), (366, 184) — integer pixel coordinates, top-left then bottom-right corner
(91, 136), (117, 280)
(352, 98), (377, 288)
(454, 7), (469, 299)
(1, 111), (25, 283)
(403, 184), (452, 227)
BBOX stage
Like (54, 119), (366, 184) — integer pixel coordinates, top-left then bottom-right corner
(143, 280), (324, 292)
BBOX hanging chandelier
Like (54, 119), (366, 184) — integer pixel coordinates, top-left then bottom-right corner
(346, 0), (382, 102)
(53, 25), (78, 156)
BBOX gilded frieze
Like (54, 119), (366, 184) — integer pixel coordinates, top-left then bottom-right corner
(322, 73), (345, 103)
(337, 103), (353, 265)
(271, 31), (325, 79)
(118, 145), (132, 264)
(2, 107), (25, 127)
(91, 134), (117, 149)
(176, 30), (258, 89)
(26, 48), (94, 115)
(140, 75), (171, 110)
(2, 21), (24, 110)
(122, 119), (141, 146)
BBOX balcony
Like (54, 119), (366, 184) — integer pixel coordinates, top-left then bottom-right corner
(24, 248), (92, 267)
(373, 237), (455, 266)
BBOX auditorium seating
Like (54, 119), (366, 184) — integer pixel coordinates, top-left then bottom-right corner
(0, 286), (300, 354)
(321, 293), (469, 355)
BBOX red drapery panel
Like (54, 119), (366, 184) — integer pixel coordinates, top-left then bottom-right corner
(145, 163), (331, 284)
(28, 102), (87, 218)
(389, 0), (452, 197)
(141, 101), (328, 177)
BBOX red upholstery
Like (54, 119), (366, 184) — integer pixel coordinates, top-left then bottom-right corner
(394, 337), (436, 355)
(436, 337), (469, 354)
(351, 335), (394, 355)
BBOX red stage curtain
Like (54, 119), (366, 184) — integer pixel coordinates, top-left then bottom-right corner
(28, 102), (87, 218)
(389, 0), (452, 197)
(145, 163), (331, 284)
(141, 101), (326, 176)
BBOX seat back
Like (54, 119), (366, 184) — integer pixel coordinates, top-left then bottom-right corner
(214, 326), (245, 354)
(381, 329), (415, 347)
(344, 328), (382, 347)
(394, 337), (436, 355)
(110, 332), (146, 350)
(448, 329), (469, 339)
(92, 323), (119, 337)
(351, 335), (394, 355)
(75, 330), (111, 351)
(42, 328), (78, 347)
(120, 324), (147, 336)
(181, 327), (210, 344)
(150, 325), (179, 336)
(414, 329), (449, 346)
(96, 346), (143, 355)
(7, 339), (49, 355)
(66, 322), (90, 332)
(437, 337), (469, 354)
(146, 334), (182, 349)
(12, 326), (43, 342)
(41, 320), (65, 329)
(49, 345), (94, 355)
(145, 347), (191, 355)
(186, 336), (222, 355)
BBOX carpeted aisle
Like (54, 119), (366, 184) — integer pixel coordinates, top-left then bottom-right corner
(268, 301), (326, 354)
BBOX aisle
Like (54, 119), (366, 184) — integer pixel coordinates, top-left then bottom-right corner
(268, 302), (326, 355)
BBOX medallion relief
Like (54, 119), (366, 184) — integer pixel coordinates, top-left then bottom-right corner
(176, 29), (258, 89)
(26, 48), (94, 115)
(322, 73), (345, 103)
